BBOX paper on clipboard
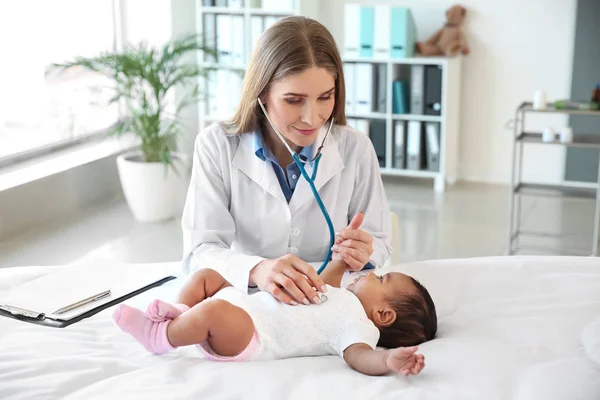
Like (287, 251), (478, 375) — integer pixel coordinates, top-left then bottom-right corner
(0, 262), (178, 321)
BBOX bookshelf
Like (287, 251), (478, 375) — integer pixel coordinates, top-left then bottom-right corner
(343, 56), (462, 193)
(197, 2), (461, 192)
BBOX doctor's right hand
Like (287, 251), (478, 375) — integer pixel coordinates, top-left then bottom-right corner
(249, 255), (326, 306)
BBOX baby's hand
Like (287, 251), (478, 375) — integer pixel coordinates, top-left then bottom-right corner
(385, 346), (425, 376)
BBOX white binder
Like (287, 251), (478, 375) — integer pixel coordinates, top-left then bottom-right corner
(264, 16), (279, 30)
(229, 0), (243, 8)
(203, 14), (217, 63)
(216, 69), (230, 117)
(410, 65), (424, 114)
(344, 3), (361, 58)
(229, 72), (244, 115)
(356, 119), (370, 137)
(216, 14), (233, 65)
(355, 63), (374, 115)
(231, 15), (245, 66)
(343, 63), (356, 115)
(425, 122), (441, 172)
(373, 5), (391, 60)
(406, 120), (423, 170)
(394, 120), (405, 169)
(251, 16), (264, 52)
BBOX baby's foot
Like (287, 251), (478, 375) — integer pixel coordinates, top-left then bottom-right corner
(145, 299), (190, 322)
(113, 304), (175, 354)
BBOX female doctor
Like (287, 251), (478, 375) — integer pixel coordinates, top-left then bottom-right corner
(182, 16), (392, 306)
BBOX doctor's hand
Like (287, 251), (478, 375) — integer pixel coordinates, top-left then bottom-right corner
(331, 211), (374, 272)
(249, 255), (326, 306)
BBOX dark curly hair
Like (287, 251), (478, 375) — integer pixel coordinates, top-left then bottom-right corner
(377, 277), (437, 348)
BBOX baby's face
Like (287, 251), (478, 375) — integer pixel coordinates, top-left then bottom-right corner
(346, 272), (415, 310)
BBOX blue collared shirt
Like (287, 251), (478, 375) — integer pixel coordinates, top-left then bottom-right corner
(253, 130), (376, 270)
(253, 131), (315, 203)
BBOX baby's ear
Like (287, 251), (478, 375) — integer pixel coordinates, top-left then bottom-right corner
(372, 307), (396, 328)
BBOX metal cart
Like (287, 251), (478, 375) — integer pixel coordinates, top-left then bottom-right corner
(507, 101), (600, 256)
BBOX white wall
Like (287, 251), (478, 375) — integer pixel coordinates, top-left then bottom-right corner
(319, 0), (577, 184)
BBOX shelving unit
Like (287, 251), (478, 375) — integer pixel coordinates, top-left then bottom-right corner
(507, 101), (600, 256)
(342, 56), (461, 192)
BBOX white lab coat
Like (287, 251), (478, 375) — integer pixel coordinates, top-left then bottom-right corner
(182, 123), (392, 292)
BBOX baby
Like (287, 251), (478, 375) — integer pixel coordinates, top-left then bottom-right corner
(113, 260), (437, 376)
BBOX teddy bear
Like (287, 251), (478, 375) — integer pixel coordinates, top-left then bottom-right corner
(416, 4), (470, 57)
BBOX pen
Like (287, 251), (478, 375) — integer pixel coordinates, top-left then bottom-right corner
(52, 290), (111, 315)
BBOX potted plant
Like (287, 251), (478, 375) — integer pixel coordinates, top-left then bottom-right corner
(54, 34), (215, 222)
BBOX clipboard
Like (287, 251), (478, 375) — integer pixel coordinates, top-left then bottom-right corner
(0, 262), (178, 328)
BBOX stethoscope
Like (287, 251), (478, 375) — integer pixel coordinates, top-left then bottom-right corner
(257, 98), (335, 275)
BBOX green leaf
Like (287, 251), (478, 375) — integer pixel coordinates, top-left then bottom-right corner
(51, 33), (214, 168)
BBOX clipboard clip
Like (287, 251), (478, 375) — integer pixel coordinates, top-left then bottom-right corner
(0, 304), (45, 320)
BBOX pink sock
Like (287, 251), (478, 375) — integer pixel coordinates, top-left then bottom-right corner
(145, 299), (190, 322)
(113, 304), (175, 354)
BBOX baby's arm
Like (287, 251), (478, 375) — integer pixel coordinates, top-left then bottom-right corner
(320, 260), (347, 288)
(343, 343), (425, 376)
(177, 268), (232, 307)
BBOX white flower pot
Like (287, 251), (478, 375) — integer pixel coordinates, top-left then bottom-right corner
(116, 151), (190, 223)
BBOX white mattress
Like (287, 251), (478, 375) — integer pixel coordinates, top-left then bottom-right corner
(1, 256), (599, 400)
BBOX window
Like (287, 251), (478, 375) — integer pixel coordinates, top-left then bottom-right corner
(0, 0), (121, 164)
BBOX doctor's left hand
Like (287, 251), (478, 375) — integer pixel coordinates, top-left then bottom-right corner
(331, 211), (374, 272)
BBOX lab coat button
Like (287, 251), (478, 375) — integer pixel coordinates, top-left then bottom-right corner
(288, 247), (298, 254)
(291, 228), (300, 236)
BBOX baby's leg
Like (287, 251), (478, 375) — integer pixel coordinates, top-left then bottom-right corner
(167, 298), (254, 357)
(177, 268), (232, 308)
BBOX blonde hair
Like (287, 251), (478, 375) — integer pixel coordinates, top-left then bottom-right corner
(222, 16), (346, 134)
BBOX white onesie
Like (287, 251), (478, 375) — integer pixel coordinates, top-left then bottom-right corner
(204, 284), (380, 361)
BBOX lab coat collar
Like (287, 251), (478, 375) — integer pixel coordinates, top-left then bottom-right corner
(232, 131), (287, 203)
(232, 124), (344, 209)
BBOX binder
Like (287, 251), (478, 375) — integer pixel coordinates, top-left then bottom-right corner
(406, 120), (424, 170)
(410, 65), (425, 115)
(229, 71), (244, 114)
(344, 4), (361, 58)
(231, 15), (245, 66)
(215, 0), (227, 6)
(216, 14), (233, 65)
(343, 63), (356, 115)
(390, 7), (416, 59)
(251, 16), (264, 52)
(359, 6), (374, 58)
(375, 63), (387, 113)
(392, 80), (409, 114)
(264, 16), (279, 30)
(229, 0), (243, 8)
(356, 119), (370, 137)
(0, 263), (176, 328)
(203, 14), (217, 63)
(394, 120), (406, 169)
(425, 65), (443, 116)
(373, 5), (390, 60)
(215, 69), (230, 116)
(203, 0), (214, 8)
(370, 119), (386, 167)
(262, 0), (294, 10)
(355, 63), (374, 114)
(425, 122), (441, 172)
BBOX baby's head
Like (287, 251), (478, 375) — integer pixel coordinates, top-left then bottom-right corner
(346, 272), (437, 348)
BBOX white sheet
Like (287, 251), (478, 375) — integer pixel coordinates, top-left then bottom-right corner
(1, 256), (599, 400)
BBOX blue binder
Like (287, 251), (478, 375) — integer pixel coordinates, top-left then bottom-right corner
(392, 80), (409, 114)
(359, 7), (374, 58)
(391, 8), (416, 59)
